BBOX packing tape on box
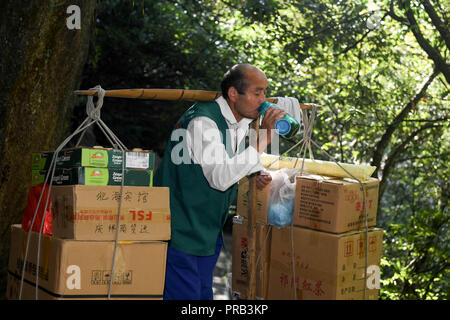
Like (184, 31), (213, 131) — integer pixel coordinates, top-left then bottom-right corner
(113, 244), (127, 281)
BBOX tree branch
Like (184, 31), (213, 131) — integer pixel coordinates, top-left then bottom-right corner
(388, 0), (408, 23)
(336, 12), (389, 56)
(371, 69), (439, 176)
(379, 123), (443, 198)
(421, 0), (450, 50)
(404, 6), (450, 84)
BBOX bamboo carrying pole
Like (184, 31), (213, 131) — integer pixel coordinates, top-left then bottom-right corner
(75, 88), (221, 101)
(74, 88), (320, 109)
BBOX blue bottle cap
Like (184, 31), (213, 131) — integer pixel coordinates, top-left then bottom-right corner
(275, 119), (291, 135)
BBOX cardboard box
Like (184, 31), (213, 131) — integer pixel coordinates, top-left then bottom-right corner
(6, 225), (167, 300)
(32, 147), (156, 170)
(231, 216), (271, 300)
(51, 185), (171, 241)
(32, 167), (153, 187)
(294, 175), (379, 233)
(236, 176), (270, 224)
(267, 226), (383, 300)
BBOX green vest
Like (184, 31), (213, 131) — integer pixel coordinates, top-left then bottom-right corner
(154, 101), (243, 256)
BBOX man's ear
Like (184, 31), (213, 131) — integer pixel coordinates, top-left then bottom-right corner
(228, 86), (238, 102)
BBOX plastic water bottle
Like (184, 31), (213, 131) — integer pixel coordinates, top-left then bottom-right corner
(258, 101), (300, 139)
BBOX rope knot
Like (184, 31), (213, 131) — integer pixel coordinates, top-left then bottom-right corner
(86, 85), (105, 121)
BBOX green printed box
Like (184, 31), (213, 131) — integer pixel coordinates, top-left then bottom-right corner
(32, 167), (153, 187)
(32, 147), (156, 170)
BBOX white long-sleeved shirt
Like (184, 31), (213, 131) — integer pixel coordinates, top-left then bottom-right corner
(185, 96), (302, 191)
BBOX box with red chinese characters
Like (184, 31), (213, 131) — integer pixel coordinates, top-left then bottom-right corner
(267, 225), (383, 300)
(51, 185), (171, 241)
(293, 175), (379, 233)
(231, 215), (272, 300)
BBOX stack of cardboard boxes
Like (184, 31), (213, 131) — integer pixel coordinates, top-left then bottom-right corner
(7, 147), (171, 300)
(232, 170), (383, 300)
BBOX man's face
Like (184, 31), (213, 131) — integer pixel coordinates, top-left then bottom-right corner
(233, 69), (268, 120)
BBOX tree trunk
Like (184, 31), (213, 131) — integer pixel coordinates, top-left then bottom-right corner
(0, 0), (96, 298)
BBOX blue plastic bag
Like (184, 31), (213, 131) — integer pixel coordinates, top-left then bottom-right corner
(267, 168), (297, 228)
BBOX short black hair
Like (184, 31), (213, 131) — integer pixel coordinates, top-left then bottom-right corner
(221, 63), (255, 100)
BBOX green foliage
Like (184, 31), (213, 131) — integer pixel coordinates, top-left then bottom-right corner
(79, 0), (449, 299)
(78, 0), (240, 154)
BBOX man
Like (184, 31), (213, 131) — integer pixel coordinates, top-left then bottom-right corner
(154, 63), (300, 300)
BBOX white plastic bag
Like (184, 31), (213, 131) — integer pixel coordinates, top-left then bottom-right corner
(268, 168), (297, 228)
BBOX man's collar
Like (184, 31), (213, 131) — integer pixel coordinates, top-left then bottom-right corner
(216, 96), (254, 127)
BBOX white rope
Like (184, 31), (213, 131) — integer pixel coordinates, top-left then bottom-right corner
(254, 225), (272, 278)
(288, 107), (316, 300)
(20, 106), (102, 299)
(19, 85), (128, 300)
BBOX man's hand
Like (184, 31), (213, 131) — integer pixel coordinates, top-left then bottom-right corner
(255, 171), (272, 190)
(258, 106), (286, 153)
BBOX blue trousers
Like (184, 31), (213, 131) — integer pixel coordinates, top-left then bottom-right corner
(163, 235), (223, 300)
